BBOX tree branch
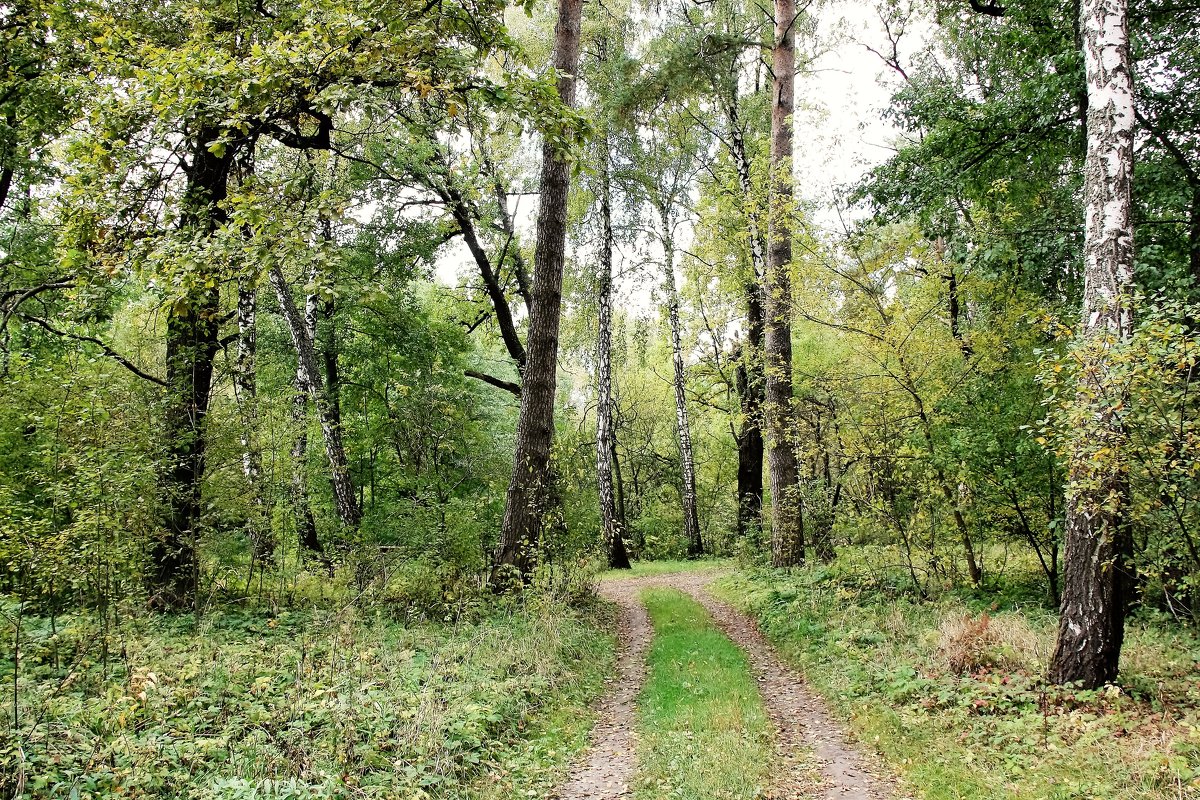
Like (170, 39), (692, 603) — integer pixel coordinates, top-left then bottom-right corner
(464, 369), (520, 396)
(18, 314), (166, 386)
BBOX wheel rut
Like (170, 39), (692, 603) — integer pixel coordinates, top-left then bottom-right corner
(554, 570), (900, 800)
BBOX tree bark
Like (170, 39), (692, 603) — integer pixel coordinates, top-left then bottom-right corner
(658, 208), (704, 557)
(492, 0), (583, 586)
(1049, 0), (1136, 688)
(270, 266), (361, 530)
(596, 148), (631, 570)
(764, 0), (804, 567)
(734, 350), (765, 540)
(150, 130), (230, 607)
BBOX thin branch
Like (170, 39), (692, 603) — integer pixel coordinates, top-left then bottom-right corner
(18, 314), (166, 386)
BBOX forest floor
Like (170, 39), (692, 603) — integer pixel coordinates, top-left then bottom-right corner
(556, 566), (899, 800)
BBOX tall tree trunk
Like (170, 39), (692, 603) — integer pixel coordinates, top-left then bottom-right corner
(764, 0), (804, 567)
(492, 0), (583, 586)
(612, 437), (628, 534)
(659, 210), (703, 557)
(270, 266), (361, 530)
(234, 279), (272, 562)
(150, 131), (230, 607)
(726, 97), (767, 540)
(596, 148), (631, 570)
(1050, 0), (1136, 688)
(290, 280), (324, 562)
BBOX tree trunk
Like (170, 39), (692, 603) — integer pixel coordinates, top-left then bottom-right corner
(734, 352), (765, 540)
(234, 279), (272, 562)
(270, 266), (361, 530)
(289, 280), (325, 564)
(150, 131), (230, 607)
(290, 379), (323, 561)
(659, 213), (703, 557)
(1049, 0), (1136, 688)
(492, 0), (583, 586)
(764, 0), (804, 567)
(596, 148), (631, 570)
(726, 97), (767, 541)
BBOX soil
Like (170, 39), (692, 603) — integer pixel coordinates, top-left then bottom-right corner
(553, 570), (902, 800)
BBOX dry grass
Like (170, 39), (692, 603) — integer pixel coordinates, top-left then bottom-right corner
(936, 611), (1047, 674)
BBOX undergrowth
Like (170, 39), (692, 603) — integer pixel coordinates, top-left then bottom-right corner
(1, 588), (614, 799)
(714, 555), (1200, 800)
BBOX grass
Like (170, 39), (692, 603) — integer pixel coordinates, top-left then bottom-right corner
(713, 556), (1200, 800)
(635, 587), (771, 800)
(598, 558), (733, 581)
(1, 597), (614, 799)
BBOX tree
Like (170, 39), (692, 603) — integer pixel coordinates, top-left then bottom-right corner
(596, 142), (631, 569)
(492, 0), (586, 585)
(1049, 0), (1137, 688)
(764, 0), (804, 567)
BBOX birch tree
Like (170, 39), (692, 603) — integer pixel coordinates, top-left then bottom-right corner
(1049, 0), (1137, 688)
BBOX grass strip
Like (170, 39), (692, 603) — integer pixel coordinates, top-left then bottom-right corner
(635, 587), (771, 800)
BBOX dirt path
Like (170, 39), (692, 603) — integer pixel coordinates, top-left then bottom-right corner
(552, 578), (654, 799)
(554, 570), (900, 800)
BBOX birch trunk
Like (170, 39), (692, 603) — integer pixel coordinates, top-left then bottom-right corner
(270, 266), (361, 530)
(764, 0), (804, 567)
(1050, 0), (1136, 688)
(658, 210), (703, 557)
(726, 98), (767, 540)
(290, 279), (323, 561)
(596, 149), (631, 569)
(492, 0), (583, 586)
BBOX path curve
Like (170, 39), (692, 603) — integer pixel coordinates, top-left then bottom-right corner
(555, 570), (900, 800)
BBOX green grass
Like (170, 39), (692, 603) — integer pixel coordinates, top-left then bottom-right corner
(598, 558), (733, 581)
(713, 560), (1200, 800)
(635, 588), (771, 800)
(2, 600), (614, 800)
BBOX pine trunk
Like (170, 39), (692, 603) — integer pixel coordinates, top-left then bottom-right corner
(492, 0), (583, 586)
(270, 266), (361, 530)
(764, 0), (804, 567)
(596, 150), (631, 570)
(1049, 0), (1136, 688)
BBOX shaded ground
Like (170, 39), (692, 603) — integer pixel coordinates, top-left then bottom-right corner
(555, 570), (900, 800)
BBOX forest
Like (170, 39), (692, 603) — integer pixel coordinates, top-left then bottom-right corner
(3, 0), (1200, 797)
